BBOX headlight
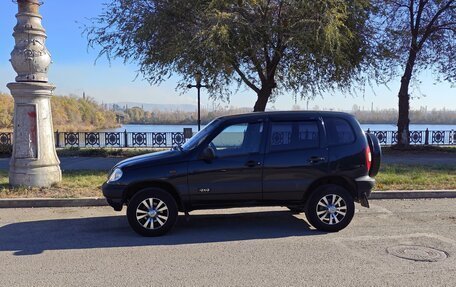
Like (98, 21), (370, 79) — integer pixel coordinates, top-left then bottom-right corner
(108, 168), (123, 183)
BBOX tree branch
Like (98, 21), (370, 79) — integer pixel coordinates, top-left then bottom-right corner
(263, 44), (271, 67)
(409, 0), (415, 32)
(424, 21), (456, 35)
(246, 49), (267, 83)
(267, 46), (285, 80)
(414, 0), (426, 37)
(266, 0), (285, 80)
(418, 0), (455, 48)
(232, 64), (261, 93)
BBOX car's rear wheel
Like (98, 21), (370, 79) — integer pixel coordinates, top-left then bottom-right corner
(305, 184), (355, 232)
(127, 188), (178, 236)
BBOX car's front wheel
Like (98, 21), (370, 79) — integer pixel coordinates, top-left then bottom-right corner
(305, 184), (355, 232)
(127, 188), (178, 236)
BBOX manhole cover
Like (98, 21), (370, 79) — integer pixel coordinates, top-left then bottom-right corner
(387, 245), (448, 262)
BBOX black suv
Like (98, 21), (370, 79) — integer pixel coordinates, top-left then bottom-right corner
(103, 111), (381, 236)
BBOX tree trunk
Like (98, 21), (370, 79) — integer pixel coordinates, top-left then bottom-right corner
(253, 87), (272, 112)
(396, 49), (417, 147)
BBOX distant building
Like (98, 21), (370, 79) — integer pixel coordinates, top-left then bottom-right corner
(115, 112), (126, 124)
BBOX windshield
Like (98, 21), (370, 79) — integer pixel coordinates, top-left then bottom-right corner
(181, 119), (220, 151)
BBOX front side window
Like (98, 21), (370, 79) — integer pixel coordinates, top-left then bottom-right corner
(209, 122), (263, 157)
(181, 119), (219, 151)
(269, 121), (319, 152)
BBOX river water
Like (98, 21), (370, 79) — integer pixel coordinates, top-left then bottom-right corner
(103, 123), (456, 133)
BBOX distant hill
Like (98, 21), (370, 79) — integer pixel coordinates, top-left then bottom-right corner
(112, 102), (197, 112)
(0, 93), (118, 131)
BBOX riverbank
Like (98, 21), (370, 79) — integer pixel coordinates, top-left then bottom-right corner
(0, 93), (119, 132)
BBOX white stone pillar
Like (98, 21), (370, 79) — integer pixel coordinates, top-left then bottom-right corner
(7, 0), (61, 187)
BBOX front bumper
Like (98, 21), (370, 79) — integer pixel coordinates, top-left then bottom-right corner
(102, 182), (126, 211)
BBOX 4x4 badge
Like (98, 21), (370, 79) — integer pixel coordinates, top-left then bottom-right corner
(198, 188), (211, 193)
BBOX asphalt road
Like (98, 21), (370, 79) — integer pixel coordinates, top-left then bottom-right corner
(0, 152), (455, 171)
(0, 199), (455, 286)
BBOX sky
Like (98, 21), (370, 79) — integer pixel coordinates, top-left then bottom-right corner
(0, 0), (454, 111)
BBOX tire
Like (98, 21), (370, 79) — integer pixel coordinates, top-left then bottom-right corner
(127, 188), (178, 236)
(305, 184), (355, 232)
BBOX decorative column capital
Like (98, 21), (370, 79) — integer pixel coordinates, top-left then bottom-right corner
(16, 0), (41, 12)
(10, 0), (51, 82)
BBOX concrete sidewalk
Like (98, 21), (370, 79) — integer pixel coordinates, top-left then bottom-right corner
(1, 152), (455, 171)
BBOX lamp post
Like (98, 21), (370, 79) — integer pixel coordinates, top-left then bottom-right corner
(187, 71), (208, 131)
(7, 0), (61, 187)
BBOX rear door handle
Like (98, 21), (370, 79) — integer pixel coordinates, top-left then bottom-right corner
(245, 160), (261, 167)
(308, 156), (326, 164)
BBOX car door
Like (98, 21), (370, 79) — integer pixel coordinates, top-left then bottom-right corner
(262, 118), (328, 201)
(188, 120), (265, 205)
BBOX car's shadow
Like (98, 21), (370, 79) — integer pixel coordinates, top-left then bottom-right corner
(0, 210), (325, 256)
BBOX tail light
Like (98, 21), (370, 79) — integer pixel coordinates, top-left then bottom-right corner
(365, 145), (372, 172)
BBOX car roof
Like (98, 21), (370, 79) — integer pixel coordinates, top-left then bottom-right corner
(216, 110), (354, 121)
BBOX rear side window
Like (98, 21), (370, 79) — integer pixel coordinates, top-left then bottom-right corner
(269, 121), (319, 151)
(325, 118), (355, 145)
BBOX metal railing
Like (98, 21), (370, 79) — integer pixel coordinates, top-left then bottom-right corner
(365, 129), (456, 146)
(0, 128), (455, 149)
(0, 131), (188, 149)
(56, 131), (188, 148)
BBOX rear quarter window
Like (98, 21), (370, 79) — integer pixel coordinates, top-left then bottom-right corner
(325, 117), (356, 146)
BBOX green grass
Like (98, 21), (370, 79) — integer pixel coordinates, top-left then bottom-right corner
(59, 170), (107, 189)
(0, 171), (7, 187)
(382, 145), (456, 154)
(0, 170), (106, 198)
(0, 164), (455, 198)
(375, 164), (456, 190)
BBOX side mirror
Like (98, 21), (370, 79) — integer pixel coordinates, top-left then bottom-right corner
(199, 146), (215, 162)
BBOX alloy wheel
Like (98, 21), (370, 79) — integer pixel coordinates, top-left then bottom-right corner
(315, 194), (347, 225)
(136, 197), (169, 230)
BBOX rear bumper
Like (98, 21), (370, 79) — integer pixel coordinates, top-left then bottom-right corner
(355, 175), (375, 198)
(102, 182), (125, 211)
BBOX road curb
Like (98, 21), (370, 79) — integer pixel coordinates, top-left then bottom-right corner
(370, 190), (456, 200)
(0, 191), (455, 208)
(0, 197), (108, 208)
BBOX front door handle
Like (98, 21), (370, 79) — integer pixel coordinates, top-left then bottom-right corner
(245, 160), (261, 167)
(308, 156), (326, 164)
